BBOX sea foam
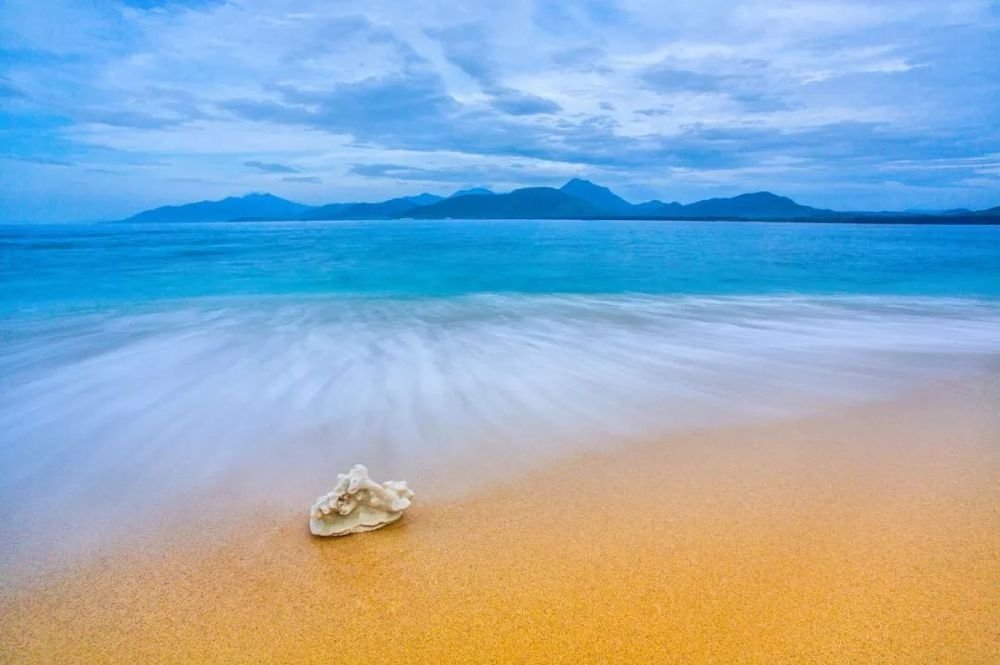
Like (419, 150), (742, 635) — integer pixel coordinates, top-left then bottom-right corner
(1, 294), (998, 566)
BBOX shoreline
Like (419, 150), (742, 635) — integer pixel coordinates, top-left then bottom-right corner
(2, 376), (999, 662)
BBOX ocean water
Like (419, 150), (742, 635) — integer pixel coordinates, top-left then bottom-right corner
(2, 220), (999, 568)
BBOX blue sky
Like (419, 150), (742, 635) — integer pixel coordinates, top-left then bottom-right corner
(1, 0), (999, 221)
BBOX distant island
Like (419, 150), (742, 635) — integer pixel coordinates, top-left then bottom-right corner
(122, 179), (1000, 224)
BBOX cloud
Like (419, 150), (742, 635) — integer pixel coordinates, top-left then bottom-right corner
(426, 22), (496, 85)
(642, 66), (722, 92)
(0, 76), (24, 99)
(551, 45), (609, 72)
(349, 162), (561, 185)
(425, 23), (560, 116)
(245, 160), (300, 174)
(533, 1), (630, 33)
(488, 88), (561, 115)
(1, 0), (998, 220)
(78, 109), (191, 129)
(282, 175), (321, 183)
(121, 1), (224, 8)
(3, 155), (75, 166)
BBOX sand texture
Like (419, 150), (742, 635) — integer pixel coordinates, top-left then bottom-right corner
(2, 377), (999, 663)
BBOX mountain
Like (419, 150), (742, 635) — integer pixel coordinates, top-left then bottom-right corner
(678, 192), (834, 219)
(560, 178), (632, 212)
(407, 187), (602, 219)
(632, 200), (685, 216)
(404, 193), (444, 206)
(551, 183), (831, 219)
(303, 196), (427, 220)
(123, 181), (993, 224)
(125, 193), (310, 223)
(295, 202), (350, 219)
(119, 181), (837, 223)
(552, 182), (831, 219)
(450, 187), (495, 198)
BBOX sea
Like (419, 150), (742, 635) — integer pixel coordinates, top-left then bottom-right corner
(2, 219), (999, 570)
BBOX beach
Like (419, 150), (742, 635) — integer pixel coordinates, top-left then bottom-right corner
(2, 374), (998, 663)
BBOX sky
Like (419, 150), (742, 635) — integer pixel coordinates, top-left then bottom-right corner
(1, 0), (999, 221)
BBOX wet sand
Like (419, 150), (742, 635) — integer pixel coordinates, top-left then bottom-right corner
(2, 377), (999, 663)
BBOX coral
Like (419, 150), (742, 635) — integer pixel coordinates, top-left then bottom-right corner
(309, 464), (414, 536)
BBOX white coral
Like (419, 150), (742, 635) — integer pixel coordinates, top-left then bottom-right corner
(309, 464), (414, 536)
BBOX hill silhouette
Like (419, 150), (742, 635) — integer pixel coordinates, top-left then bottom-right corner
(560, 178), (632, 212)
(121, 181), (998, 224)
(408, 187), (602, 219)
(126, 193), (310, 223)
(677, 192), (834, 219)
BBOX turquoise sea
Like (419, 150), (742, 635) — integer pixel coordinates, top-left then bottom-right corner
(4, 220), (1000, 304)
(2, 219), (999, 569)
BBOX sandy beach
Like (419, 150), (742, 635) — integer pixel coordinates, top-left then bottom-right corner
(2, 375), (998, 663)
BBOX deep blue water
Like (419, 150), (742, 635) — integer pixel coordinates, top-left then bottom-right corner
(2, 219), (999, 571)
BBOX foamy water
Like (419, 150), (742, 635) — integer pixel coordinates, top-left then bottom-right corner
(1, 220), (999, 572)
(2, 294), (999, 566)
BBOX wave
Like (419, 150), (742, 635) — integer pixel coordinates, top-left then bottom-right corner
(1, 294), (999, 567)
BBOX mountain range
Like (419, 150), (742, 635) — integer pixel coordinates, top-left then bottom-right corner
(122, 179), (1000, 224)
(126, 192), (311, 223)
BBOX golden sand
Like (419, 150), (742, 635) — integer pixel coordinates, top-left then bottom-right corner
(2, 380), (999, 663)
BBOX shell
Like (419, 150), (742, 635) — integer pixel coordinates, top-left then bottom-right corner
(309, 464), (414, 536)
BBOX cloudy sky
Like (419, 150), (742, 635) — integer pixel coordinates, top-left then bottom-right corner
(1, 0), (999, 221)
